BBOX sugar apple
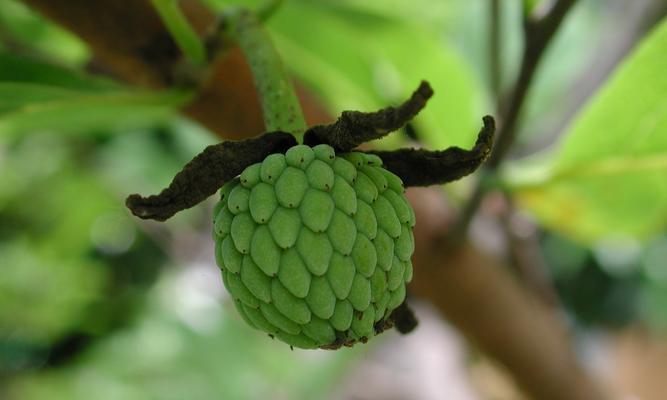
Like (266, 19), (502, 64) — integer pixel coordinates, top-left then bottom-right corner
(213, 144), (415, 349)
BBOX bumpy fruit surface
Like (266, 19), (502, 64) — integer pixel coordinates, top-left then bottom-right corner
(213, 144), (415, 349)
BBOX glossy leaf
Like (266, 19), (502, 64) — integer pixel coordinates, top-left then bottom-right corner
(0, 52), (114, 91)
(266, 1), (484, 148)
(0, 83), (191, 137)
(506, 19), (667, 242)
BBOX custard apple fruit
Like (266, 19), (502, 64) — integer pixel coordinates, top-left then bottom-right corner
(213, 144), (415, 349)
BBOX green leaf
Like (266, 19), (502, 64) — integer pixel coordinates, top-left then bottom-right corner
(0, 1), (89, 65)
(0, 83), (94, 114)
(0, 52), (187, 136)
(506, 18), (667, 242)
(0, 51), (117, 90)
(522, 0), (543, 16)
(266, 1), (484, 149)
(0, 145), (120, 344)
(0, 85), (192, 137)
(5, 269), (362, 399)
(0, 238), (106, 345)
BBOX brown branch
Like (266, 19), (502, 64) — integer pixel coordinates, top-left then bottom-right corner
(490, 0), (579, 167)
(499, 195), (563, 309)
(408, 188), (609, 400)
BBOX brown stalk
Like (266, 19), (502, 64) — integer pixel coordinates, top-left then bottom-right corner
(455, 0), (580, 238)
(408, 188), (608, 400)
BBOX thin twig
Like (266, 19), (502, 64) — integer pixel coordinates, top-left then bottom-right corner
(499, 194), (562, 309)
(490, 0), (501, 107)
(453, 0), (579, 239)
(151, 0), (207, 66)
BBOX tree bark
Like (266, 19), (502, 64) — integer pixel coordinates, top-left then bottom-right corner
(407, 187), (609, 399)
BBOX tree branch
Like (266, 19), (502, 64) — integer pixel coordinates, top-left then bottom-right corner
(408, 188), (608, 400)
(454, 0), (579, 237)
(489, 0), (501, 106)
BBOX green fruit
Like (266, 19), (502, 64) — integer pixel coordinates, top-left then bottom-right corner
(213, 144), (414, 349)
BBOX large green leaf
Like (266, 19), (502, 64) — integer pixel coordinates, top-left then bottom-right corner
(0, 51), (190, 137)
(506, 18), (667, 242)
(266, 0), (485, 149)
(6, 269), (362, 400)
(0, 51), (116, 90)
(0, 83), (99, 114)
(0, 84), (192, 137)
(0, 142), (118, 344)
(0, 1), (89, 66)
(0, 238), (106, 345)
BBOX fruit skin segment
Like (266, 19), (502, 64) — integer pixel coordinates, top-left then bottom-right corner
(213, 144), (415, 349)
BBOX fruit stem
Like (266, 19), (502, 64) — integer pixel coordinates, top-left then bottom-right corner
(218, 7), (307, 136)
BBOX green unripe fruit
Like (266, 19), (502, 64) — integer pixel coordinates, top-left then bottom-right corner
(213, 144), (415, 349)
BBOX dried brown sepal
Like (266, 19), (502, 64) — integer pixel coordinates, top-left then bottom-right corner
(369, 116), (495, 187)
(303, 81), (434, 151)
(390, 300), (419, 334)
(126, 131), (297, 221)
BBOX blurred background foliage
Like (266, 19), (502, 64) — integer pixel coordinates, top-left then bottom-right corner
(1, 0), (666, 398)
